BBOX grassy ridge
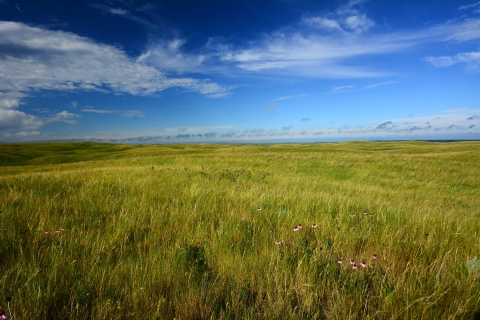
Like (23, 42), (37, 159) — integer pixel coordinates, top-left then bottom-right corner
(0, 141), (479, 319)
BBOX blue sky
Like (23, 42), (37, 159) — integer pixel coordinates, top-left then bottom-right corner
(0, 0), (479, 143)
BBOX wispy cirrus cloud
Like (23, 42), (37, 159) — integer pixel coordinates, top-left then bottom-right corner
(424, 51), (480, 71)
(102, 1), (480, 80)
(82, 107), (116, 114)
(82, 106), (145, 118)
(273, 94), (307, 101)
(442, 18), (480, 41)
(361, 80), (397, 90)
(205, 92), (231, 99)
(329, 85), (356, 93)
(90, 3), (155, 28)
(137, 39), (206, 74)
(327, 81), (396, 94)
(212, 1), (480, 79)
(459, 1), (480, 12)
(218, 31), (400, 78)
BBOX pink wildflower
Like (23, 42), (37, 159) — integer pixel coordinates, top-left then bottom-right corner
(372, 254), (378, 259)
(311, 223), (317, 228)
(349, 259), (355, 265)
(361, 262), (367, 268)
(363, 211), (368, 215)
(275, 240), (283, 245)
(242, 216), (246, 220)
(44, 230), (50, 234)
(297, 224), (303, 229)
(293, 227), (299, 232)
(338, 259), (343, 264)
(352, 264), (358, 270)
(257, 207), (261, 211)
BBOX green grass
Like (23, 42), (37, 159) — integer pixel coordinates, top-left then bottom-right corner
(0, 141), (479, 319)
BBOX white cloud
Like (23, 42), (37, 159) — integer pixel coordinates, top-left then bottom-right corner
(218, 25), (425, 78)
(138, 39), (206, 74)
(0, 91), (24, 108)
(91, 4), (153, 28)
(0, 98), (19, 108)
(273, 94), (307, 101)
(49, 110), (80, 124)
(0, 108), (43, 132)
(344, 14), (375, 33)
(0, 107), (83, 139)
(82, 107), (116, 114)
(459, 1), (480, 10)
(302, 0), (375, 34)
(424, 51), (480, 70)
(81, 107), (144, 118)
(302, 17), (343, 32)
(107, 7), (128, 16)
(205, 92), (230, 99)
(443, 18), (480, 41)
(329, 85), (355, 93)
(212, 4), (480, 79)
(459, 1), (480, 13)
(0, 21), (228, 97)
(16, 131), (40, 136)
(361, 81), (397, 90)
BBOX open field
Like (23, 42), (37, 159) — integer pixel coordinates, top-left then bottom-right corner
(0, 141), (479, 319)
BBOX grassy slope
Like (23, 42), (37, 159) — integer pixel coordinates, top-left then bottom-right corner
(0, 141), (479, 319)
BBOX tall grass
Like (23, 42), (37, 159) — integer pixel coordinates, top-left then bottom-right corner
(0, 141), (479, 319)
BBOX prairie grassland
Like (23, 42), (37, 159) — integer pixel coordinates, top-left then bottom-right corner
(0, 141), (479, 319)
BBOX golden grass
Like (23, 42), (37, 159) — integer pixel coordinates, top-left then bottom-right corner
(0, 141), (479, 319)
